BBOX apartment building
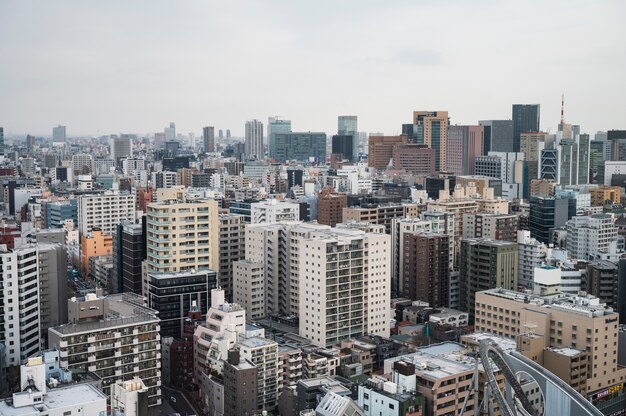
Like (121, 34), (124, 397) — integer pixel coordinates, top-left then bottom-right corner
(239, 337), (280, 412)
(517, 230), (548, 290)
(218, 213), (245, 301)
(0, 245), (41, 365)
(402, 232), (450, 307)
(38, 243), (68, 344)
(48, 292), (162, 406)
(251, 199), (300, 223)
(298, 228), (391, 347)
(77, 191), (136, 235)
(475, 288), (626, 396)
(233, 260), (266, 320)
(590, 186), (621, 206)
(342, 203), (420, 234)
(565, 214), (618, 261)
(144, 199), (219, 280)
(462, 212), (519, 242)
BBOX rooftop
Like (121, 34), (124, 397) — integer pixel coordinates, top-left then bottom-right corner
(0, 384), (106, 416)
(239, 336), (277, 349)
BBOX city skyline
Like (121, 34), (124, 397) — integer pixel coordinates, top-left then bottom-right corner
(1, 1), (625, 136)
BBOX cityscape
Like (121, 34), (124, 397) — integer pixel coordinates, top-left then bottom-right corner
(1, 2), (625, 416)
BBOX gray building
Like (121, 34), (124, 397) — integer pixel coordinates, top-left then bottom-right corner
(267, 117), (291, 160)
(218, 213), (245, 302)
(39, 244), (69, 346)
(273, 132), (327, 163)
(479, 120), (514, 153)
(512, 104), (540, 152)
(203, 126), (215, 153)
(245, 119), (264, 160)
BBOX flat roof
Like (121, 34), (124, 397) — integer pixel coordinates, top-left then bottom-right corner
(0, 384), (106, 416)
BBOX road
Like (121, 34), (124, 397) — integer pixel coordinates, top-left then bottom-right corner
(161, 386), (198, 416)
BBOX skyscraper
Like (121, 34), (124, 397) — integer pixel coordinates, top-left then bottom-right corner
(52, 125), (66, 145)
(0, 126), (3, 156)
(273, 132), (326, 162)
(110, 135), (133, 167)
(512, 104), (540, 152)
(218, 129), (224, 139)
(413, 111), (449, 171)
(267, 117), (291, 159)
(446, 125), (484, 175)
(226, 129), (231, 138)
(338, 115), (358, 160)
(245, 119), (264, 159)
(165, 122), (176, 141)
(331, 134), (355, 162)
(479, 119), (514, 153)
(203, 126), (215, 153)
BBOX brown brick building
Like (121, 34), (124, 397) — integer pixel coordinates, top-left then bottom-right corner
(317, 188), (347, 226)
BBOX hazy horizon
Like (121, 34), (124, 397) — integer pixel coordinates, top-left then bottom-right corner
(1, 0), (625, 137)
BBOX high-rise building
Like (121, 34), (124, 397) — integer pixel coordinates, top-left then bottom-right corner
(113, 222), (146, 294)
(413, 111), (449, 171)
(475, 151), (525, 200)
(273, 132), (326, 163)
(528, 196), (574, 243)
(71, 153), (93, 174)
(462, 213), (519, 241)
(0, 126), (4, 156)
(48, 292), (161, 406)
(565, 214), (618, 261)
(391, 144), (435, 175)
(250, 199), (300, 224)
(298, 228), (391, 347)
(539, 148), (558, 180)
(586, 261), (618, 309)
(218, 213), (245, 301)
(111, 135), (133, 167)
(144, 200), (219, 277)
(520, 132), (547, 193)
(446, 125), (484, 175)
(331, 134), (355, 162)
(267, 117), (291, 160)
(38, 243), (68, 345)
(0, 245), (41, 365)
(226, 129), (231, 138)
(479, 120), (514, 153)
(245, 119), (264, 159)
(26, 134), (35, 151)
(238, 337), (279, 412)
(338, 115), (358, 162)
(368, 135), (409, 169)
(558, 133), (591, 186)
(218, 129), (224, 139)
(77, 191), (136, 235)
(459, 239), (518, 321)
(223, 351), (258, 416)
(516, 230), (548, 289)
(402, 232), (449, 307)
(52, 125), (66, 145)
(164, 122), (176, 141)
(608, 129), (626, 161)
(512, 104), (540, 152)
(203, 126), (215, 153)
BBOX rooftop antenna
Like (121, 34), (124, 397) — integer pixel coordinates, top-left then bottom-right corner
(560, 93), (565, 125)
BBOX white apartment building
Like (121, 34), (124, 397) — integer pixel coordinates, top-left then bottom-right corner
(48, 292), (162, 406)
(0, 245), (41, 365)
(151, 171), (177, 189)
(92, 158), (115, 175)
(298, 228), (391, 347)
(233, 260), (266, 320)
(517, 230), (548, 289)
(77, 191), (136, 235)
(122, 157), (146, 175)
(111, 378), (149, 416)
(566, 213), (618, 261)
(251, 199), (300, 223)
(71, 153), (93, 174)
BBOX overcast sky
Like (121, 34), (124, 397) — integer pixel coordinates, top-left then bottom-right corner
(1, 0), (624, 137)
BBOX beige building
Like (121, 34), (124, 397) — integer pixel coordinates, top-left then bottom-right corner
(475, 288), (626, 395)
(143, 199), (219, 294)
(233, 260), (266, 320)
(590, 185), (621, 206)
(342, 203), (420, 234)
(520, 132), (547, 162)
(413, 111), (449, 171)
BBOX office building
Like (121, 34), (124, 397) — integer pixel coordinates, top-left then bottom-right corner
(151, 171), (177, 189)
(38, 244), (68, 344)
(77, 191), (136, 235)
(446, 125), (484, 175)
(586, 261), (618, 309)
(475, 288), (626, 395)
(528, 196), (574, 244)
(608, 129), (626, 161)
(268, 117), (291, 160)
(114, 222), (146, 294)
(331, 134), (356, 162)
(540, 148), (559, 180)
(80, 229), (113, 277)
(391, 144), (435, 175)
(46, 199), (78, 228)
(338, 115), (358, 161)
(402, 233), (450, 307)
(245, 119), (264, 159)
(273, 132), (327, 163)
(343, 203), (419, 234)
(298, 229), (391, 347)
(0, 245), (41, 365)
(164, 122), (175, 141)
(565, 214), (618, 261)
(590, 186), (621, 207)
(413, 111), (449, 171)
(111, 135), (133, 167)
(459, 239), (518, 321)
(203, 126), (215, 153)
(559, 133), (591, 186)
(52, 125), (66, 145)
(144, 199), (219, 276)
(368, 135), (409, 169)
(48, 292), (162, 406)
(512, 104), (540, 152)
(317, 188), (347, 227)
(479, 119), (514, 153)
(71, 153), (93, 174)
(147, 269), (217, 337)
(218, 213), (245, 301)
